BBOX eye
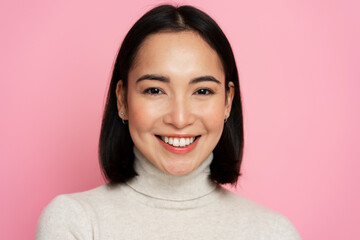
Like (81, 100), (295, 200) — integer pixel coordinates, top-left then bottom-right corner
(194, 88), (214, 95)
(143, 87), (164, 95)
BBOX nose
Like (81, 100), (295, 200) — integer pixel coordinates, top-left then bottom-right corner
(163, 97), (195, 129)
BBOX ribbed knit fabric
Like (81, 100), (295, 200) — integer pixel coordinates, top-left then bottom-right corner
(36, 148), (301, 239)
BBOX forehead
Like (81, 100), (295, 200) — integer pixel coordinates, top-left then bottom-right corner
(129, 31), (224, 78)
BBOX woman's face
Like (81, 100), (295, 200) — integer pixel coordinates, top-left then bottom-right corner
(116, 31), (234, 176)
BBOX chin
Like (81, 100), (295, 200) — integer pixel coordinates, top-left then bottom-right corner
(163, 163), (195, 176)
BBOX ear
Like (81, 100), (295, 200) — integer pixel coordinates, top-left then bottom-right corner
(115, 80), (127, 120)
(225, 81), (235, 120)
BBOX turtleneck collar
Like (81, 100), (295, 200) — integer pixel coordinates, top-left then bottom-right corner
(126, 147), (217, 202)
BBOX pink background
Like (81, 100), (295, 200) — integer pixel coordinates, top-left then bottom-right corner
(1, 0), (359, 239)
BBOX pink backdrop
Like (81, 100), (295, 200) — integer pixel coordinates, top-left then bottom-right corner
(1, 0), (359, 239)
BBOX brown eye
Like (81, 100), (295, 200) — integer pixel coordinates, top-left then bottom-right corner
(144, 88), (164, 95)
(194, 88), (214, 95)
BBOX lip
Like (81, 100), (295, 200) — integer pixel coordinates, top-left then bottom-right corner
(156, 135), (200, 154)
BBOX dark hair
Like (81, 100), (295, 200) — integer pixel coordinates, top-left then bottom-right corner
(99, 4), (244, 185)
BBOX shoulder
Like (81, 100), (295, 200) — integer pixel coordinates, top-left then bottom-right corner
(35, 185), (111, 240)
(215, 187), (302, 239)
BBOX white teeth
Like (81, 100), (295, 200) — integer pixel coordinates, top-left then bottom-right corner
(173, 138), (180, 147)
(160, 136), (197, 148)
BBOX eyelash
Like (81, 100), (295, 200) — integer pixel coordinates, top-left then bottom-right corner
(143, 88), (164, 95)
(143, 88), (215, 96)
(194, 88), (214, 95)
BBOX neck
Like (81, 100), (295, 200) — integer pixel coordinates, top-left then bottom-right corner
(126, 147), (217, 201)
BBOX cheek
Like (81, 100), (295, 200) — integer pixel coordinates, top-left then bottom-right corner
(197, 98), (226, 129)
(127, 93), (162, 132)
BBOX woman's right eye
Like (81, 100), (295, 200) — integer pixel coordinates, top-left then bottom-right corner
(143, 88), (164, 95)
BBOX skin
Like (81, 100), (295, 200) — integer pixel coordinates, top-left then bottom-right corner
(116, 31), (234, 176)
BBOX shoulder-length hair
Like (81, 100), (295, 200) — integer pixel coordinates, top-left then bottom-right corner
(99, 4), (244, 185)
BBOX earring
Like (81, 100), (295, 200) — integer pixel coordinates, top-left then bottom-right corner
(120, 112), (127, 124)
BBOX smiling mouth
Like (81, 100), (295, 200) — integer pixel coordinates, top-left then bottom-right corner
(156, 135), (200, 148)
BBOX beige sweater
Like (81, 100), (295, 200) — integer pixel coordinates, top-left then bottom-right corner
(36, 148), (301, 239)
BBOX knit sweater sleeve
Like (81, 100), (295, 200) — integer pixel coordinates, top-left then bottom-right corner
(271, 214), (302, 240)
(35, 195), (93, 240)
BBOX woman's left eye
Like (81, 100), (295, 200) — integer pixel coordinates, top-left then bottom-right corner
(194, 88), (214, 95)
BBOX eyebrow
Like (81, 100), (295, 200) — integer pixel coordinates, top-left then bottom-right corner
(136, 74), (221, 85)
(189, 76), (221, 85)
(136, 74), (169, 83)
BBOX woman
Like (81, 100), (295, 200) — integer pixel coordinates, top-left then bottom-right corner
(36, 5), (301, 239)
